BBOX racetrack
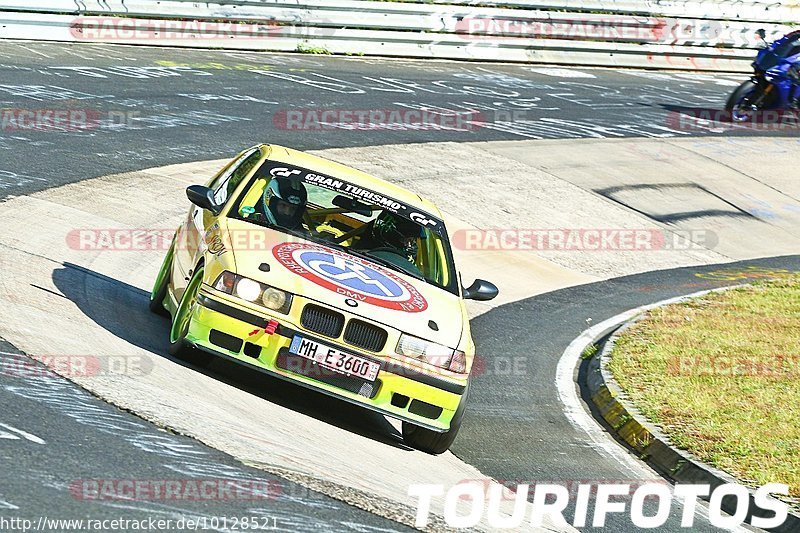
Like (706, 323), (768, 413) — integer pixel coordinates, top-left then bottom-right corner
(1, 40), (799, 532)
(0, 41), (773, 200)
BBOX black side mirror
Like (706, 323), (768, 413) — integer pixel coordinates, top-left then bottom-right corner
(463, 279), (499, 301)
(186, 185), (221, 215)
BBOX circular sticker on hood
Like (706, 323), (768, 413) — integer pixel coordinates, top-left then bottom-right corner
(272, 242), (428, 313)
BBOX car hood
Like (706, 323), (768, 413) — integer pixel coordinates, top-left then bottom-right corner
(221, 219), (465, 347)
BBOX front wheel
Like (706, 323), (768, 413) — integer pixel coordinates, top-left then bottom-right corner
(169, 266), (212, 366)
(726, 80), (762, 122)
(402, 386), (469, 455)
(149, 242), (174, 316)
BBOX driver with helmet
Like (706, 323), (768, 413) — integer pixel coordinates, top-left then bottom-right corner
(261, 177), (307, 230)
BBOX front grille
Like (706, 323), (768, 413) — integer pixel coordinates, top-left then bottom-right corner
(276, 349), (380, 398)
(301, 304), (344, 338)
(344, 319), (388, 352)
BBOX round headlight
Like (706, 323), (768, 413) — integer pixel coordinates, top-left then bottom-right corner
(262, 287), (287, 310)
(235, 278), (261, 302)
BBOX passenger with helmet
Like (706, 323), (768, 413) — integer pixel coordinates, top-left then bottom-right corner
(261, 177), (307, 230)
(354, 212), (425, 277)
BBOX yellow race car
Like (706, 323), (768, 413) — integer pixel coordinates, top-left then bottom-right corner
(150, 144), (498, 454)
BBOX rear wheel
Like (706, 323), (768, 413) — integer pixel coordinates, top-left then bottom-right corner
(169, 266), (212, 367)
(402, 386), (469, 455)
(726, 80), (762, 122)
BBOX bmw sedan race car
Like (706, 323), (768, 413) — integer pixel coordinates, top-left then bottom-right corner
(149, 144), (498, 454)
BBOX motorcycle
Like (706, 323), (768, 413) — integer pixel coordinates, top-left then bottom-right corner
(726, 30), (800, 122)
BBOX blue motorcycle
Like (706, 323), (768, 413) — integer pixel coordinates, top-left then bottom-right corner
(726, 30), (800, 122)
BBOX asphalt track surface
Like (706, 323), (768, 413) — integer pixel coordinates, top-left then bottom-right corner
(0, 41), (797, 531)
(0, 40), (773, 201)
(0, 339), (414, 532)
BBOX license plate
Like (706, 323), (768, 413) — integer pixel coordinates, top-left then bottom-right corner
(289, 336), (380, 382)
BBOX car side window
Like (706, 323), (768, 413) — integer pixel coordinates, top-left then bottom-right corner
(213, 148), (262, 207)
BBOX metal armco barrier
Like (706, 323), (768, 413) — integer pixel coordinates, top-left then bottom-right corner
(0, 0), (798, 71)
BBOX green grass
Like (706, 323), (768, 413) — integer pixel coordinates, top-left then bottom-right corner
(608, 276), (800, 507)
(296, 42), (331, 55)
(581, 343), (599, 360)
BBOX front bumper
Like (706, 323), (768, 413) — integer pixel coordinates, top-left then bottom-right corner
(187, 290), (467, 432)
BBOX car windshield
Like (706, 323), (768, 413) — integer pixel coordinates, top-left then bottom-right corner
(230, 161), (458, 295)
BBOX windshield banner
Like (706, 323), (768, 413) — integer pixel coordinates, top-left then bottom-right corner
(260, 161), (447, 236)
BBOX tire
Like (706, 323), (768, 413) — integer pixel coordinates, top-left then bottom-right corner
(149, 243), (174, 316)
(402, 386), (469, 455)
(168, 265), (213, 367)
(725, 80), (761, 122)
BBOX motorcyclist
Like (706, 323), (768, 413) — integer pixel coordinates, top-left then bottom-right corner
(262, 177), (307, 230)
(775, 31), (800, 108)
(729, 29), (800, 118)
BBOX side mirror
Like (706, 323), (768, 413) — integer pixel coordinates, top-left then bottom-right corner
(186, 185), (221, 215)
(463, 279), (499, 301)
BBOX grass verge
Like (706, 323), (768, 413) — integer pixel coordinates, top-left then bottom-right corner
(608, 275), (800, 507)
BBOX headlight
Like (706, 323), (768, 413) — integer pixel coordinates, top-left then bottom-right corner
(262, 287), (288, 311)
(235, 278), (262, 302)
(396, 333), (466, 373)
(213, 272), (293, 314)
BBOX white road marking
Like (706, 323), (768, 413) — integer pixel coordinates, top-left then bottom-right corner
(555, 288), (750, 532)
(58, 47), (98, 61)
(524, 67), (597, 78)
(616, 70), (745, 87)
(0, 422), (46, 444)
(15, 44), (51, 59)
(673, 73), (744, 87)
(0, 498), (19, 510)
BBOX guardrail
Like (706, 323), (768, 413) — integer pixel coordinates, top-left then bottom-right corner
(0, 1), (798, 71)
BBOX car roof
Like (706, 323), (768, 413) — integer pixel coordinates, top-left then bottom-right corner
(262, 144), (443, 218)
